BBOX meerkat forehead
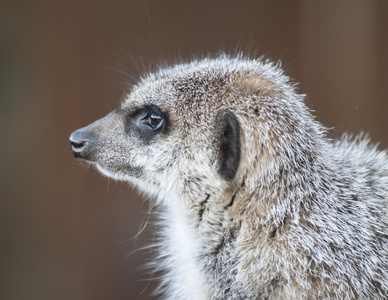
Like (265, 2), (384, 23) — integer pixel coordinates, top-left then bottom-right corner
(119, 55), (294, 115)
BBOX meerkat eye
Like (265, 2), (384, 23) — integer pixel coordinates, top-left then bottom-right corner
(142, 109), (163, 130)
(146, 113), (163, 129)
(135, 105), (166, 138)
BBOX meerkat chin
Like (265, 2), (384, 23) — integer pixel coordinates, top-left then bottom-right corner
(70, 54), (388, 300)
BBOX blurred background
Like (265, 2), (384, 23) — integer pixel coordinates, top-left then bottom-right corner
(1, 0), (387, 299)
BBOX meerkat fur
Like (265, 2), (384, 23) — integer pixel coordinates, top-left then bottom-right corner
(70, 54), (388, 299)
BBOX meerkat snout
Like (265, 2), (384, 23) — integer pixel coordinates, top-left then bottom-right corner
(70, 112), (115, 160)
(70, 54), (388, 299)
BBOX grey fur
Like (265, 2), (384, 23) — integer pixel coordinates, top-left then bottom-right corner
(70, 54), (388, 299)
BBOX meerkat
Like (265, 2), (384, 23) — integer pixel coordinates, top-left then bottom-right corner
(70, 54), (388, 299)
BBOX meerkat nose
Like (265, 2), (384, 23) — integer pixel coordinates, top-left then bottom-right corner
(69, 128), (94, 160)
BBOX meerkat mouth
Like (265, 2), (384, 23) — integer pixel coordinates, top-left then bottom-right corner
(95, 163), (144, 182)
(95, 163), (125, 180)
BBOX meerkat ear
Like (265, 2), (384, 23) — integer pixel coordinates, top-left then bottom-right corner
(217, 112), (241, 181)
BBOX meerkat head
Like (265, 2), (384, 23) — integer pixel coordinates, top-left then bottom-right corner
(70, 55), (320, 212)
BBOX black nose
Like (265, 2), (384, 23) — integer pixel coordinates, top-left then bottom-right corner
(70, 132), (85, 159)
(69, 128), (95, 160)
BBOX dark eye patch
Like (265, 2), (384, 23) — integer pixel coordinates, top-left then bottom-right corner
(127, 105), (167, 139)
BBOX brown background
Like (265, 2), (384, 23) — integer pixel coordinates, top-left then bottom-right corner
(1, 1), (387, 299)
